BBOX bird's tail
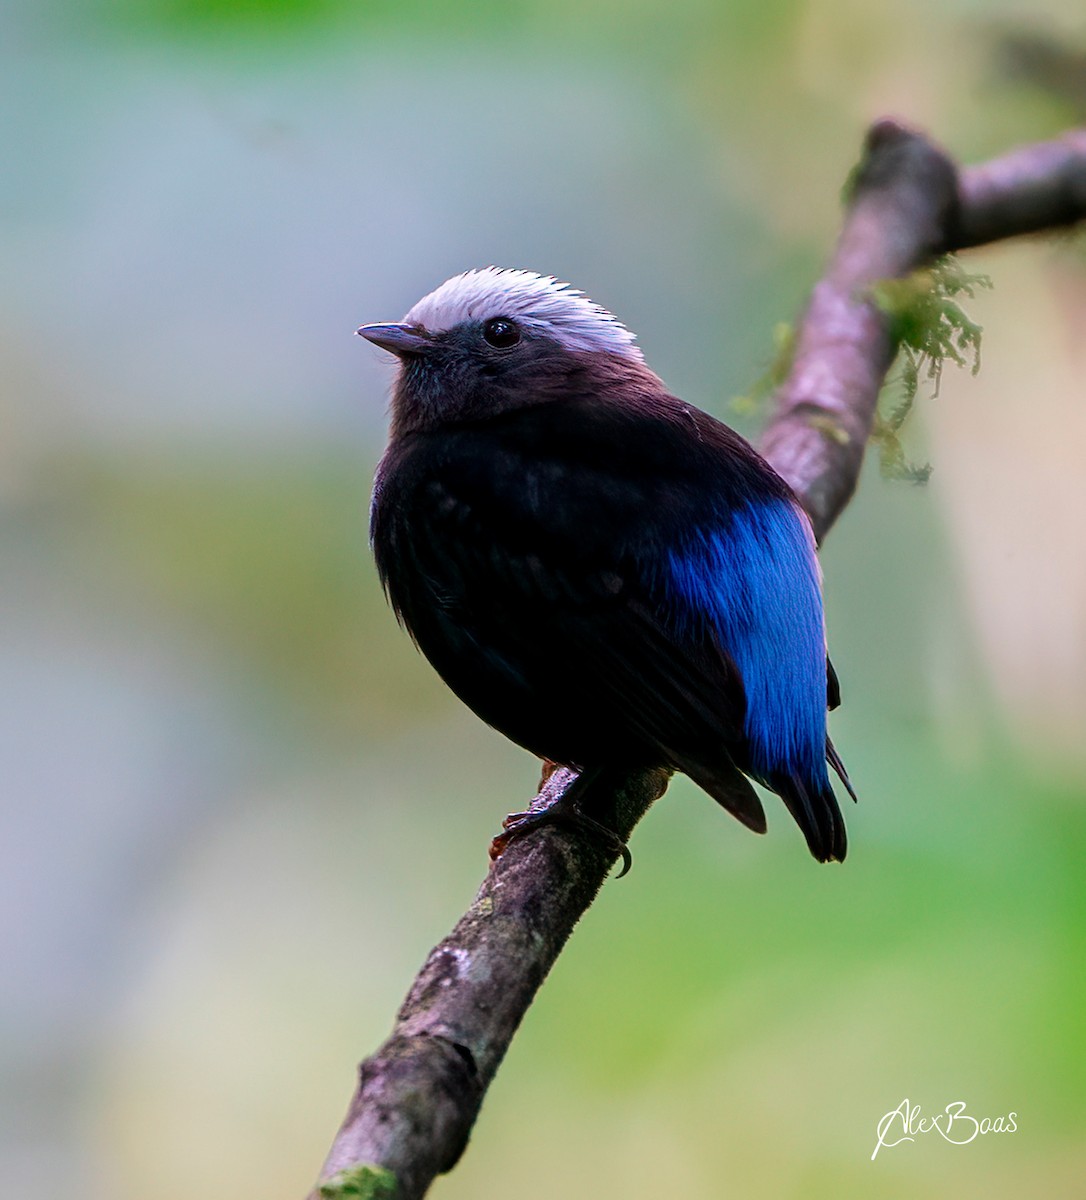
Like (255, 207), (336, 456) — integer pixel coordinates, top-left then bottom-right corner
(679, 754), (768, 835)
(771, 736), (857, 863)
(827, 735), (857, 801)
(677, 742), (856, 863)
(772, 769), (848, 863)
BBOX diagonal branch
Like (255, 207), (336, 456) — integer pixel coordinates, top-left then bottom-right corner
(763, 121), (1086, 537)
(309, 120), (1086, 1200)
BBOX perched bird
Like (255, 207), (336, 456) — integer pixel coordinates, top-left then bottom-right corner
(360, 268), (854, 864)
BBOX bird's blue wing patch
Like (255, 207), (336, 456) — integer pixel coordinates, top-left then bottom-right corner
(664, 499), (829, 787)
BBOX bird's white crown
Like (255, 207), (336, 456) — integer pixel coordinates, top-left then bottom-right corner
(403, 267), (643, 360)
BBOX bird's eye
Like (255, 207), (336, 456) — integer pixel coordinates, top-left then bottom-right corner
(482, 317), (521, 349)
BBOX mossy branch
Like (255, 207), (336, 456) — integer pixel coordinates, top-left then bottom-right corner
(319, 1166), (399, 1200)
(867, 257), (993, 483)
(742, 258), (993, 484)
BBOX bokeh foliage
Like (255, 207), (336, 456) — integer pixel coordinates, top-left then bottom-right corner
(3, 2), (1085, 1199)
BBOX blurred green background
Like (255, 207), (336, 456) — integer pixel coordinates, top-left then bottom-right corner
(3, 1), (1085, 1197)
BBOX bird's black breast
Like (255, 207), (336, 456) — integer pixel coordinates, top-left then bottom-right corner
(370, 393), (787, 767)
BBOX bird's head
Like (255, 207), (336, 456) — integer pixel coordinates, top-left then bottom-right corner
(358, 267), (654, 435)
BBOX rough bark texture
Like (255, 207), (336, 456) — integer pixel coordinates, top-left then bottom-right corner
(314, 764), (668, 1200)
(310, 120), (1086, 1200)
(759, 119), (960, 538)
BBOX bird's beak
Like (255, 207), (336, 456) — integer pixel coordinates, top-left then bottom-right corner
(356, 322), (432, 357)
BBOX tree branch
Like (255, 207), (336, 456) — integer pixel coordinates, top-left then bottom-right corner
(957, 128), (1086, 249)
(310, 120), (1086, 1200)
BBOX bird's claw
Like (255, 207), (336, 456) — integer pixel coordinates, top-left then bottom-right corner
(489, 806), (632, 878)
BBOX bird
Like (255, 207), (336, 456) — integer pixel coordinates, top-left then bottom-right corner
(359, 267), (855, 865)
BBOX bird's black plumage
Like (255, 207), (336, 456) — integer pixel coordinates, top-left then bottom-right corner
(364, 268), (854, 862)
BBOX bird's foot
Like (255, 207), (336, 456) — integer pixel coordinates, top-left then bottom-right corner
(489, 783), (633, 878)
